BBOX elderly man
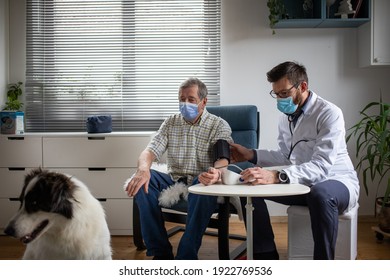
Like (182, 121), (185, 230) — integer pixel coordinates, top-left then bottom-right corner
(125, 77), (232, 259)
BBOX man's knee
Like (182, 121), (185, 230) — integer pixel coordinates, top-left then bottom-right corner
(307, 180), (349, 213)
(308, 184), (329, 202)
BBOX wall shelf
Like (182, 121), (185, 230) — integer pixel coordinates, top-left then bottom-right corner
(274, 0), (370, 29)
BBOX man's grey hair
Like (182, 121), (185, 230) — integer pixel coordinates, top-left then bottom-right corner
(179, 77), (208, 100)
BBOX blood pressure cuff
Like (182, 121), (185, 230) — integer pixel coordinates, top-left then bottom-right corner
(213, 139), (230, 164)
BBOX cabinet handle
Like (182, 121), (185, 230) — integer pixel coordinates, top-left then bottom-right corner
(88, 137), (105, 140)
(8, 167), (26, 171)
(97, 198), (107, 202)
(88, 168), (107, 171)
(9, 198), (20, 202)
(7, 137), (24, 140)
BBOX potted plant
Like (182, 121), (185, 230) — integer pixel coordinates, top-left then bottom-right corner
(346, 94), (390, 233)
(1, 81), (25, 134)
(267, 0), (287, 35)
(4, 81), (23, 111)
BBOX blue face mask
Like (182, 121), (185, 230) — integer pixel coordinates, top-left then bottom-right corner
(277, 96), (298, 114)
(179, 102), (200, 121)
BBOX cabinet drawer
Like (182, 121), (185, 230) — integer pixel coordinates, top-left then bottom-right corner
(0, 136), (42, 167)
(0, 198), (134, 236)
(0, 168), (35, 198)
(0, 198), (20, 233)
(48, 168), (135, 198)
(100, 198), (133, 235)
(43, 136), (149, 168)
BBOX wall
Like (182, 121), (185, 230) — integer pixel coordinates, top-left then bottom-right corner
(0, 0), (8, 104)
(8, 0), (25, 85)
(5, 0), (390, 216)
(221, 0), (389, 216)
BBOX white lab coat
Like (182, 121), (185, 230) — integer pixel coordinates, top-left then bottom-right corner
(255, 91), (359, 211)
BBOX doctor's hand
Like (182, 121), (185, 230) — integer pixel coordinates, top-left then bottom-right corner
(198, 167), (221, 186)
(230, 142), (255, 163)
(239, 167), (278, 185)
(125, 168), (150, 197)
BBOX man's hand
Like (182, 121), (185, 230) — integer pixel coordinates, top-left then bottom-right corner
(198, 167), (221, 186)
(239, 167), (278, 185)
(125, 169), (151, 197)
(214, 158), (229, 169)
(230, 142), (255, 163)
(125, 149), (155, 197)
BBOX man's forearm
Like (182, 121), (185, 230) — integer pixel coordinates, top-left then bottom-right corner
(137, 149), (155, 171)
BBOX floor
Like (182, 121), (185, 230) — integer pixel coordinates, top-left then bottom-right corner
(0, 218), (389, 260)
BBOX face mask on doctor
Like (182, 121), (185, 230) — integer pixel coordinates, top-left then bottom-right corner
(277, 96), (298, 114)
(179, 101), (201, 121)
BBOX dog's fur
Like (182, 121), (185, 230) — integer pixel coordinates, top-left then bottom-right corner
(4, 168), (112, 260)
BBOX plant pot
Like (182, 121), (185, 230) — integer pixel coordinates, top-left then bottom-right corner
(375, 197), (390, 233)
(0, 111), (25, 134)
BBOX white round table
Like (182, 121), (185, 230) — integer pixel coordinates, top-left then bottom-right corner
(188, 183), (310, 260)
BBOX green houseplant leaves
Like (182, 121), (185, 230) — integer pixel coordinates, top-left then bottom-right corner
(3, 82), (23, 111)
(346, 94), (390, 207)
(267, 0), (286, 35)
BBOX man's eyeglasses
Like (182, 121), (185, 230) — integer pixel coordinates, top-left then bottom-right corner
(269, 82), (300, 99)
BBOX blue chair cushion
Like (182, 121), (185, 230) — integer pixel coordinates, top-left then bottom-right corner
(207, 105), (259, 170)
(207, 105), (258, 134)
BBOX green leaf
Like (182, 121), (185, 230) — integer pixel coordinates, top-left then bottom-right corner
(3, 82), (23, 111)
(346, 93), (390, 205)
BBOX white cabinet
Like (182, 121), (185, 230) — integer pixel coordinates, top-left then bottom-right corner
(0, 136), (42, 167)
(0, 135), (43, 232)
(358, 0), (390, 67)
(0, 132), (153, 236)
(42, 136), (146, 167)
(0, 168), (37, 232)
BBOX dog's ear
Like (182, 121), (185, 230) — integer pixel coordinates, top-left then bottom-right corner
(51, 190), (73, 219)
(19, 168), (45, 208)
(50, 175), (75, 219)
(24, 167), (45, 186)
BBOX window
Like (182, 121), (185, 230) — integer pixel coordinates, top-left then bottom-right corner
(26, 0), (221, 132)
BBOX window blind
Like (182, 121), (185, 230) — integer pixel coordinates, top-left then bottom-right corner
(25, 0), (221, 132)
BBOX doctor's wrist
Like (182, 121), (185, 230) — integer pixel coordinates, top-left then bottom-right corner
(249, 149), (257, 164)
(277, 171), (290, 184)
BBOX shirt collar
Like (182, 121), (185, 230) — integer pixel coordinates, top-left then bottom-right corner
(301, 90), (312, 113)
(287, 91), (312, 125)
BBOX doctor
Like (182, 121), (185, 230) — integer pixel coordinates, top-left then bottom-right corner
(230, 61), (359, 260)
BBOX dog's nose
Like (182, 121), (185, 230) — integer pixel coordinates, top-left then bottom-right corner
(4, 225), (15, 237)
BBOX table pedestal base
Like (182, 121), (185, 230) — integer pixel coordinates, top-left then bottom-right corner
(245, 197), (254, 260)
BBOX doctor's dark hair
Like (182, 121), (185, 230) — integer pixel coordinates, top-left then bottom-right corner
(179, 77), (208, 100)
(267, 61), (309, 86)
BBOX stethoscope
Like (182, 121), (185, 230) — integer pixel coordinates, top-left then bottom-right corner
(287, 109), (309, 160)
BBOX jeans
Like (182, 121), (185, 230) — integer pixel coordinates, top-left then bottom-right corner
(241, 180), (350, 260)
(135, 169), (219, 259)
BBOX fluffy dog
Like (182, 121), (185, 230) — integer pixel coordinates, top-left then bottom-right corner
(4, 168), (112, 260)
